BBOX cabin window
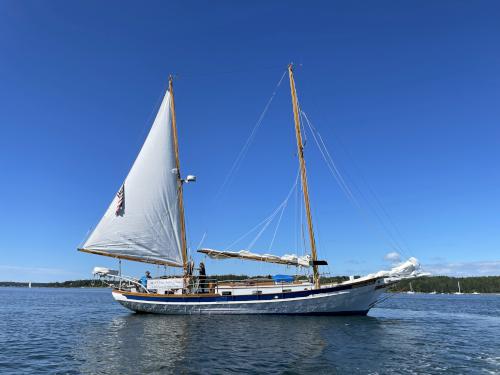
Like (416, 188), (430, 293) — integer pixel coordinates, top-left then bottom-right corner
(252, 290), (262, 295)
(282, 289), (292, 293)
(221, 291), (232, 296)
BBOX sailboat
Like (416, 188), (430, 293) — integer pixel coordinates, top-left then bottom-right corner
(454, 281), (463, 295)
(79, 66), (422, 315)
(407, 282), (415, 294)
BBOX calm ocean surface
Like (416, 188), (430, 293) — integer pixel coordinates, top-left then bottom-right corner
(0, 288), (499, 374)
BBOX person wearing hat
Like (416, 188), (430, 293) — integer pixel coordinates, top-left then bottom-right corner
(140, 271), (152, 289)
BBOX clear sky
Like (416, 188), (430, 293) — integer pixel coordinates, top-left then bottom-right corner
(1, 0), (499, 282)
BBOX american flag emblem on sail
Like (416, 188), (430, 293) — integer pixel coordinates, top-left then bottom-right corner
(115, 184), (125, 216)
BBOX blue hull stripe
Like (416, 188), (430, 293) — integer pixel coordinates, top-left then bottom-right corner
(120, 278), (381, 303)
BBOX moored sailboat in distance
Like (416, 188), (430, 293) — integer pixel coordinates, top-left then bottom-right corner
(454, 281), (463, 295)
(79, 65), (423, 315)
(407, 282), (415, 294)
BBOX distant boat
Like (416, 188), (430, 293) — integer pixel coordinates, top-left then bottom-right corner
(454, 281), (463, 295)
(429, 291), (437, 295)
(79, 66), (423, 315)
(407, 282), (415, 294)
(28, 282), (31, 288)
(472, 291), (480, 295)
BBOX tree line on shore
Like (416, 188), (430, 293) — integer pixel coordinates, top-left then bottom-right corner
(0, 280), (107, 288)
(1, 276), (499, 293)
(389, 276), (500, 294)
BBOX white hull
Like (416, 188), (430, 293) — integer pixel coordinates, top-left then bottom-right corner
(112, 278), (388, 315)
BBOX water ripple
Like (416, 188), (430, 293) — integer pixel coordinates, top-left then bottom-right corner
(0, 288), (499, 374)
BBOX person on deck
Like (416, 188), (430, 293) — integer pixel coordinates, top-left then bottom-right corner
(198, 262), (207, 293)
(185, 259), (195, 293)
(140, 271), (152, 289)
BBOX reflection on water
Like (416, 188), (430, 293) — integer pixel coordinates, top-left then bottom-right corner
(77, 313), (351, 374)
(1, 288), (499, 374)
(77, 314), (190, 374)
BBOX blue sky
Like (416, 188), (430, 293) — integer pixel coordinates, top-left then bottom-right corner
(1, 1), (499, 281)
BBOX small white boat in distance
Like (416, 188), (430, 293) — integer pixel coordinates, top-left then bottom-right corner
(454, 281), (463, 295)
(429, 291), (437, 295)
(407, 282), (415, 294)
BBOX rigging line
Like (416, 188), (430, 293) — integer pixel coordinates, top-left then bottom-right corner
(268, 202), (287, 251)
(308, 117), (409, 256)
(214, 70), (287, 200)
(301, 113), (351, 196)
(304, 113), (408, 256)
(225, 200), (284, 250)
(171, 64), (288, 79)
(133, 86), (169, 159)
(247, 211), (280, 250)
(301, 111), (407, 254)
(102, 87), (168, 216)
(247, 170), (300, 250)
(300, 112), (359, 210)
(196, 232), (207, 251)
(326, 129), (414, 256)
(302, 111), (404, 254)
(311, 119), (408, 256)
(268, 170), (300, 251)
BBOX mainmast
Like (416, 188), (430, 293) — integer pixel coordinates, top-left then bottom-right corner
(169, 76), (188, 275)
(288, 64), (320, 288)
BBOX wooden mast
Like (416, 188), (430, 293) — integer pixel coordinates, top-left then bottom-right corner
(168, 76), (188, 276)
(288, 64), (320, 288)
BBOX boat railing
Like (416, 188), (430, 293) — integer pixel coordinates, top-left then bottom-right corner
(96, 272), (315, 295)
(184, 277), (314, 295)
(93, 272), (150, 293)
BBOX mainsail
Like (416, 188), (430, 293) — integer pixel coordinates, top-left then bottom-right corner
(79, 90), (183, 266)
(198, 248), (311, 267)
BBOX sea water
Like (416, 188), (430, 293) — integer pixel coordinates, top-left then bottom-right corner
(0, 288), (499, 374)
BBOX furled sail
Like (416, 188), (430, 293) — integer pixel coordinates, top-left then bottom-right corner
(79, 90), (183, 266)
(198, 248), (311, 267)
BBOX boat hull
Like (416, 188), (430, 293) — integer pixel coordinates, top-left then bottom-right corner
(112, 277), (388, 315)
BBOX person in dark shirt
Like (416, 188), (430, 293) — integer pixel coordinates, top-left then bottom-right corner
(198, 262), (207, 293)
(185, 259), (195, 293)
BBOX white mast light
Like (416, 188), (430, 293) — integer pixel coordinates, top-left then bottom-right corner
(184, 175), (196, 183)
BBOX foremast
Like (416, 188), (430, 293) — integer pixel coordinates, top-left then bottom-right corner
(169, 76), (189, 276)
(288, 64), (320, 288)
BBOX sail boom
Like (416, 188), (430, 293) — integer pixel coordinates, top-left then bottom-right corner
(198, 248), (311, 267)
(78, 248), (183, 267)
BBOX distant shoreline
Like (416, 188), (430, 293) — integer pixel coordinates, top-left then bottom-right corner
(0, 280), (107, 288)
(1, 275), (499, 293)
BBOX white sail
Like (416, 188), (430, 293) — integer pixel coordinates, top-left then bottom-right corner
(80, 90), (183, 266)
(198, 248), (311, 267)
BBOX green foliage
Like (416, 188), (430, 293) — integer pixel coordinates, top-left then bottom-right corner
(1, 276), (499, 292)
(0, 280), (107, 288)
(390, 276), (500, 293)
